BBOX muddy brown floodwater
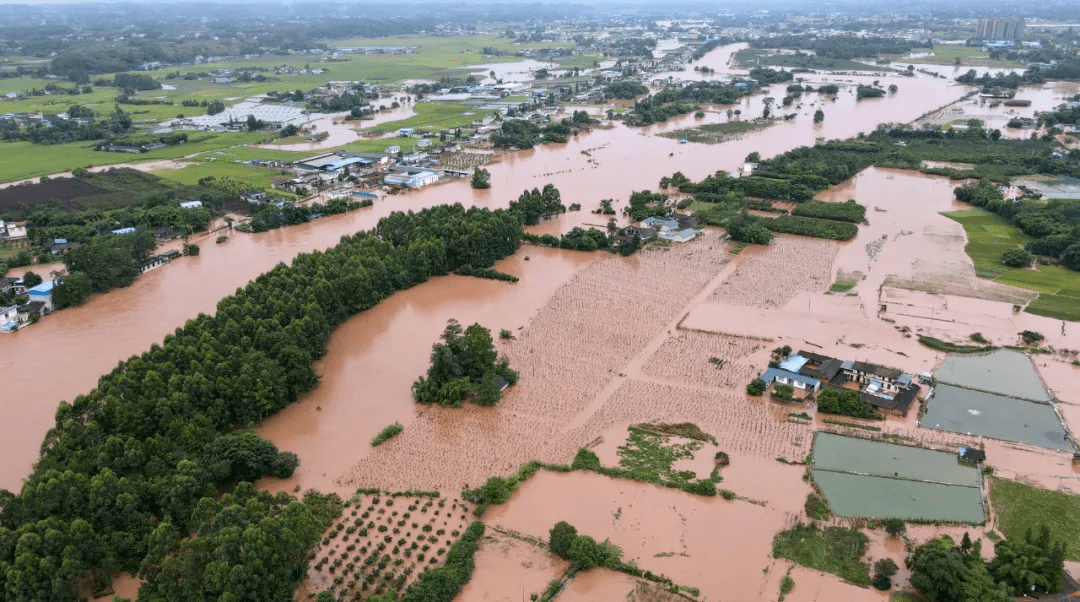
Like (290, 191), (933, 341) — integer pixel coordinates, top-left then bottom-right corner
(6, 42), (1080, 601)
(0, 43), (976, 492)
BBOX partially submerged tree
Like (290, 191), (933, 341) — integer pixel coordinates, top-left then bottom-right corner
(412, 319), (519, 406)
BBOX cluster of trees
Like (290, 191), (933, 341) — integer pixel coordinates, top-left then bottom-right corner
(909, 528), (1065, 601)
(856, 85), (886, 99)
(765, 215), (859, 241)
(0, 202), (529, 601)
(625, 190), (669, 221)
(53, 228), (157, 307)
(112, 73), (161, 92)
(549, 522), (624, 571)
(815, 389), (883, 420)
(658, 172), (691, 190)
(205, 100), (226, 115)
(954, 180), (1080, 271)
(0, 105), (133, 145)
(523, 227), (611, 252)
(751, 35), (914, 60)
(470, 167), (491, 189)
(791, 200), (865, 223)
(508, 184), (566, 225)
(956, 69), (1042, 90)
(603, 81), (648, 99)
(625, 72), (785, 126)
(727, 212), (774, 245)
(491, 119), (576, 149)
(240, 197), (370, 233)
(411, 319), (519, 407)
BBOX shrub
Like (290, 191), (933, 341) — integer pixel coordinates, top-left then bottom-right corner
(549, 521), (578, 558)
(773, 384), (795, 401)
(746, 378), (767, 396)
(883, 518), (906, 537)
(1001, 248), (1034, 268)
(371, 422), (404, 446)
(571, 448), (601, 470)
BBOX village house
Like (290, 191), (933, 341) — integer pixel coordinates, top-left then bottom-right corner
(761, 350), (922, 416)
(759, 367), (821, 392)
(26, 281), (55, 313)
(1, 277), (26, 296)
(133, 255), (167, 274)
(383, 167), (439, 189)
(0, 220), (29, 247)
(46, 238), (80, 255)
(0, 305), (18, 332)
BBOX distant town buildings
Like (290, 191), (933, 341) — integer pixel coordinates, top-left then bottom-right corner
(976, 18), (1026, 41)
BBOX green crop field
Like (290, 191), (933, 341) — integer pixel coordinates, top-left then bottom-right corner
(944, 209), (1080, 321)
(0, 132), (269, 183)
(359, 102), (491, 133)
(907, 46), (1025, 68)
(734, 48), (892, 72)
(989, 477), (1080, 562)
(152, 160), (289, 191)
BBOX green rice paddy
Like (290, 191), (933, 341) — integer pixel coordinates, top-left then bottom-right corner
(943, 209), (1080, 321)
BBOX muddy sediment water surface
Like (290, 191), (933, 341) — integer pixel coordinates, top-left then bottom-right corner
(6, 42), (1080, 601)
(0, 44), (986, 492)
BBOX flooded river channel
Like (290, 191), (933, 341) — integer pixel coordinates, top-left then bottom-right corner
(0, 43), (1072, 509)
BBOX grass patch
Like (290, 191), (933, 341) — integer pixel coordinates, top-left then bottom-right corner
(735, 48), (891, 72)
(359, 101), (488, 134)
(889, 593), (922, 602)
(906, 46), (1024, 68)
(943, 209), (1080, 321)
(729, 242), (750, 255)
(829, 277), (858, 293)
(658, 119), (774, 145)
(805, 493), (832, 520)
(616, 427), (705, 487)
(917, 335), (997, 354)
(772, 523), (871, 586)
(989, 476), (1080, 562)
(370, 422), (404, 446)
(0, 133), (268, 183)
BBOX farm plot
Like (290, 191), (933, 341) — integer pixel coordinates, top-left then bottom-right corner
(811, 432), (985, 523)
(933, 349), (1050, 402)
(921, 384), (1072, 452)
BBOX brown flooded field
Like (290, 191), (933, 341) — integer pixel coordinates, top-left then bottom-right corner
(6, 42), (1080, 601)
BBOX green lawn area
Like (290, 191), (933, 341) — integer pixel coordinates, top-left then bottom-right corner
(989, 477), (1080, 562)
(734, 48), (892, 72)
(152, 160), (288, 192)
(772, 524), (871, 586)
(359, 102), (489, 134)
(556, 54), (603, 69)
(339, 136), (420, 154)
(908, 46), (1025, 69)
(943, 209), (1080, 321)
(0, 132), (269, 183)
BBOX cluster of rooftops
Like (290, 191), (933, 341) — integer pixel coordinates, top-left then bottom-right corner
(759, 350), (922, 413)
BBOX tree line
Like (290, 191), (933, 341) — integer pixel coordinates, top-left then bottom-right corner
(0, 199), (540, 601)
(954, 180), (1080, 271)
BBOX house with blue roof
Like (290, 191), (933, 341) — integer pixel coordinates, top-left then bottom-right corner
(759, 367), (821, 392)
(27, 280), (56, 312)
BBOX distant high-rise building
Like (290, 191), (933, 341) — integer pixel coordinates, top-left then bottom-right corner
(976, 18), (1026, 41)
